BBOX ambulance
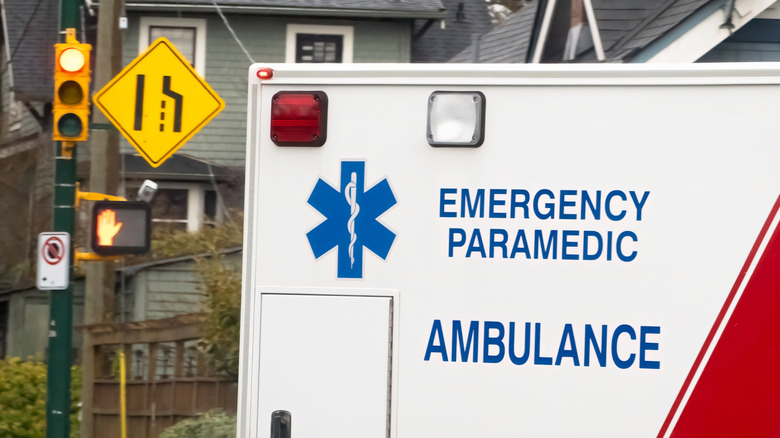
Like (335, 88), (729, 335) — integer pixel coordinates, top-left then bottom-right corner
(238, 63), (780, 437)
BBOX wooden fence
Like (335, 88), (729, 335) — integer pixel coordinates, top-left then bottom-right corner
(82, 313), (237, 437)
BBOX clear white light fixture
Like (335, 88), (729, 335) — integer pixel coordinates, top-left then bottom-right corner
(427, 91), (485, 147)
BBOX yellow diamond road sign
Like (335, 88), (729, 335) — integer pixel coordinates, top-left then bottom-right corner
(93, 38), (225, 168)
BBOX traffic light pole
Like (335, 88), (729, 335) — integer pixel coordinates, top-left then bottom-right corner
(46, 0), (81, 436)
(47, 144), (75, 438)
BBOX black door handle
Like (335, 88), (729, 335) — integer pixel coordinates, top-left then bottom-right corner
(271, 410), (291, 438)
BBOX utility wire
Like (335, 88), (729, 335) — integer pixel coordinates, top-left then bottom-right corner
(211, 0), (255, 64)
(207, 161), (232, 222)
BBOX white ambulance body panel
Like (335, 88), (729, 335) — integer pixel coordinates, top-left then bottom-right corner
(239, 64), (780, 438)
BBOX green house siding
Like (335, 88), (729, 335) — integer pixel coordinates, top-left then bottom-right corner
(121, 13), (412, 168)
(2, 284), (84, 360)
(354, 20), (412, 62)
(129, 262), (204, 321)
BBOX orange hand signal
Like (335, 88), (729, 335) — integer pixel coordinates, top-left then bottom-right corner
(97, 209), (123, 245)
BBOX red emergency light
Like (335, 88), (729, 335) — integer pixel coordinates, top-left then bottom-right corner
(270, 91), (327, 147)
(257, 68), (273, 80)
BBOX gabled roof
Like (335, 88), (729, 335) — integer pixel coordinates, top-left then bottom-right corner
(114, 0), (447, 18)
(78, 153), (232, 182)
(412, 0), (493, 63)
(2, 0), (59, 102)
(122, 153), (231, 182)
(597, 0), (710, 61)
(451, 0), (777, 63)
(451, 1), (537, 63)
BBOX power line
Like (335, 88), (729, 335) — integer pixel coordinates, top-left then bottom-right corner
(211, 0), (255, 64)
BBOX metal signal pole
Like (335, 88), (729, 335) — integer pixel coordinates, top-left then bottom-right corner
(46, 0), (81, 436)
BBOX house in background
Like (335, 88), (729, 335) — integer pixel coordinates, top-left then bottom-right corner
(0, 0), (58, 290)
(0, 0), (493, 287)
(453, 0), (780, 64)
(1, 1), (496, 435)
(108, 0), (449, 169)
(0, 0), (494, 358)
(85, 0), (465, 235)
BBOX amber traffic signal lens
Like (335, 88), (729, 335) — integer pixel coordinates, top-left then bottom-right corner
(58, 80), (84, 105)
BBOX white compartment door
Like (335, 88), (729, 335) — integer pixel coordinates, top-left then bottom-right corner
(258, 293), (392, 438)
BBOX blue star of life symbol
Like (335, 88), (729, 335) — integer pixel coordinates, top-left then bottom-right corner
(307, 161), (397, 279)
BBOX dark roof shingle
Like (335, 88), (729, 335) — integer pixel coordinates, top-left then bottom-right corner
(450, 2), (537, 63)
(601, 0), (710, 61)
(449, 0), (717, 63)
(4, 0), (59, 102)
(412, 0), (493, 63)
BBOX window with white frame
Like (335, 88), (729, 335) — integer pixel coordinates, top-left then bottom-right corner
(139, 17), (207, 76)
(147, 183), (224, 233)
(286, 24), (354, 63)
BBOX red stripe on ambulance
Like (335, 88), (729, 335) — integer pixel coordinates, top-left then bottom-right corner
(660, 195), (780, 437)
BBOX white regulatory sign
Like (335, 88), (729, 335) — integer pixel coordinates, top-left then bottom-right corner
(37, 232), (70, 290)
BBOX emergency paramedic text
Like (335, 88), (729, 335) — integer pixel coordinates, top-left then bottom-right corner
(440, 188), (650, 262)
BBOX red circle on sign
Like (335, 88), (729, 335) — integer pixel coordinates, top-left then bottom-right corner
(42, 236), (65, 265)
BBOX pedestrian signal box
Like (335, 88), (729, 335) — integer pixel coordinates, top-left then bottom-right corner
(90, 201), (151, 256)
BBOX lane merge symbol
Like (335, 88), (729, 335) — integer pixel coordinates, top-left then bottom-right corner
(42, 236), (66, 265)
(92, 37), (225, 168)
(307, 161), (397, 279)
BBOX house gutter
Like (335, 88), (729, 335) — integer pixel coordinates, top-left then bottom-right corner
(119, 246), (243, 277)
(109, 3), (447, 19)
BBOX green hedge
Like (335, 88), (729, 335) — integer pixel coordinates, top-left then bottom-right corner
(0, 358), (81, 438)
(159, 410), (236, 438)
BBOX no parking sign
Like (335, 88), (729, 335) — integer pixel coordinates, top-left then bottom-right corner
(37, 232), (70, 290)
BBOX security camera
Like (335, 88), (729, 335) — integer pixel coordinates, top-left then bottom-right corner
(137, 179), (158, 203)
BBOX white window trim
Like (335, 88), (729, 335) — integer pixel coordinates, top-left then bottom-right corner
(152, 182), (212, 232)
(138, 17), (207, 76)
(285, 24), (354, 63)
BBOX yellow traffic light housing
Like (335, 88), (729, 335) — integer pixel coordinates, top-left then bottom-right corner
(53, 28), (91, 141)
(90, 201), (151, 256)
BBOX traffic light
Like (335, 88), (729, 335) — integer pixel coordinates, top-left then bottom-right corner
(53, 28), (91, 141)
(90, 201), (151, 256)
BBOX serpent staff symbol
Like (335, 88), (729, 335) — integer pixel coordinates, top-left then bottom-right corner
(307, 160), (396, 279)
(345, 172), (360, 268)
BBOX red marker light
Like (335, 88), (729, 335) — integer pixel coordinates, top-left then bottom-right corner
(257, 68), (274, 80)
(270, 91), (328, 147)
